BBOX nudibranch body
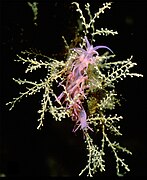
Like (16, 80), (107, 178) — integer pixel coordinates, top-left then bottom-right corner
(58, 36), (112, 133)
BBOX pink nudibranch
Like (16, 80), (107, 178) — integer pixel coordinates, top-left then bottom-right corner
(57, 36), (113, 132)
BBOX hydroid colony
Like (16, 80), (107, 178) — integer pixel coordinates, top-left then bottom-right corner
(7, 2), (143, 177)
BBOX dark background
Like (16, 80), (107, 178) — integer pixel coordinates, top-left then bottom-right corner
(0, 0), (146, 177)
